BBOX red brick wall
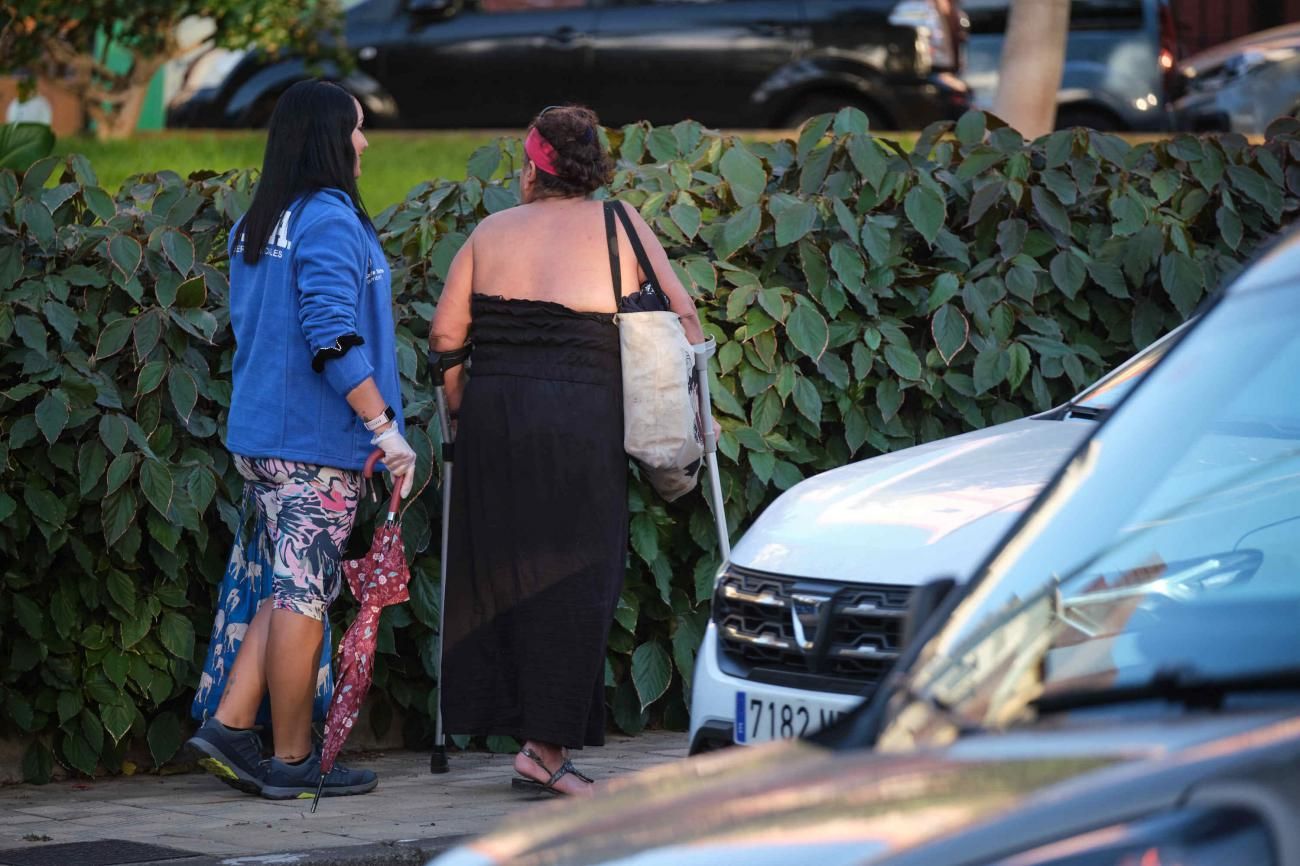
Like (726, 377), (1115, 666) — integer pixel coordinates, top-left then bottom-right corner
(1172, 0), (1300, 55)
(0, 77), (84, 136)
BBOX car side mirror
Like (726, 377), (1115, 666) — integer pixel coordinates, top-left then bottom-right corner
(407, 0), (461, 19)
(902, 575), (957, 648)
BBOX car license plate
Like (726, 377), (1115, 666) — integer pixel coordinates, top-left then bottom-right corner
(733, 691), (845, 744)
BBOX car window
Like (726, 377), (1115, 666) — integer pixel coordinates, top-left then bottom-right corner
(878, 268), (1300, 749)
(965, 0), (1144, 33)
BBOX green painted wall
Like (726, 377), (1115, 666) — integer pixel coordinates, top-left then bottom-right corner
(94, 32), (167, 132)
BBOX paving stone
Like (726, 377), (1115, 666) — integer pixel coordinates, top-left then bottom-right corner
(148, 835), (247, 856)
(0, 733), (688, 864)
(0, 815), (54, 828)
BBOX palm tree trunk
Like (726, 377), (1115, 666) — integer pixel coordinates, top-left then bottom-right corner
(991, 0), (1072, 139)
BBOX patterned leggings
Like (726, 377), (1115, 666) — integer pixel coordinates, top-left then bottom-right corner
(235, 456), (362, 620)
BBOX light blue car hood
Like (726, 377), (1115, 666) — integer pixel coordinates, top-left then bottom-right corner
(729, 417), (1094, 586)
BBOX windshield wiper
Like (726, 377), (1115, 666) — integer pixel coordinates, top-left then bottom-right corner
(1032, 666), (1300, 715)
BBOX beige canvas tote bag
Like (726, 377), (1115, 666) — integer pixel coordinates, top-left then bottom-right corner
(604, 202), (709, 501)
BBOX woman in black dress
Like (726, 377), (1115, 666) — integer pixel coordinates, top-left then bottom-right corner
(429, 105), (708, 796)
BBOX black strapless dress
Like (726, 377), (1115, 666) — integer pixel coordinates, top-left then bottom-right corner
(441, 295), (627, 748)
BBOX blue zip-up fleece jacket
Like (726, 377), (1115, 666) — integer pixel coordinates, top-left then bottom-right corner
(225, 188), (403, 471)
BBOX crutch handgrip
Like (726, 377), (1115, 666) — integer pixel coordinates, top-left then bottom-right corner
(691, 336), (717, 370)
(691, 338), (719, 456)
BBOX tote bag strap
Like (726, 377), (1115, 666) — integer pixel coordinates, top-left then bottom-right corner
(612, 201), (664, 297)
(603, 201), (623, 307)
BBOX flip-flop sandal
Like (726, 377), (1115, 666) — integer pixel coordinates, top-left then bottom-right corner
(512, 747), (594, 796)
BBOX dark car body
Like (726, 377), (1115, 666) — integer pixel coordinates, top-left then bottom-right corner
(167, 0), (970, 130)
(963, 0), (1178, 131)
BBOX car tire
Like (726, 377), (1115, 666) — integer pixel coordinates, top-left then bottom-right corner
(782, 95), (889, 132)
(1054, 105), (1126, 132)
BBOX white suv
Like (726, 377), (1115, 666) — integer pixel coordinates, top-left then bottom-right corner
(688, 329), (1181, 753)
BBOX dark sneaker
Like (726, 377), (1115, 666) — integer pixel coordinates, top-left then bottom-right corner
(185, 718), (266, 795)
(260, 751), (378, 800)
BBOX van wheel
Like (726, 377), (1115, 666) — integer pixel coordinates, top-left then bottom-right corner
(782, 96), (888, 132)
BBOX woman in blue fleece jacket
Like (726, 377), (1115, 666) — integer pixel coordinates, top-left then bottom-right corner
(186, 80), (413, 801)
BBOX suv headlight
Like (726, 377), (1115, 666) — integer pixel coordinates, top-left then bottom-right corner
(989, 807), (1275, 866)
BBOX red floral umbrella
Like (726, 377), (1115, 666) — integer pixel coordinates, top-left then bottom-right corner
(312, 450), (410, 811)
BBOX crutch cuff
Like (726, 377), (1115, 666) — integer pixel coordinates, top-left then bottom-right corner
(428, 341), (473, 386)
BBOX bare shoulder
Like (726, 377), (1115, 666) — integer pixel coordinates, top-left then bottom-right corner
(617, 200), (648, 226)
(618, 201), (655, 236)
(470, 207), (514, 237)
(620, 201), (668, 251)
(472, 201), (564, 239)
(462, 209), (513, 259)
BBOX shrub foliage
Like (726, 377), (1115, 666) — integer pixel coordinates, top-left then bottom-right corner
(2, 113), (1298, 779)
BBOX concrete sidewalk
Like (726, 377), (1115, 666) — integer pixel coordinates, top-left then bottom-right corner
(0, 732), (688, 866)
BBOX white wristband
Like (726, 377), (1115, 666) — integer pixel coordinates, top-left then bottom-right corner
(363, 407), (396, 432)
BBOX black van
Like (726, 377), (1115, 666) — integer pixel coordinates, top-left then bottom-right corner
(167, 0), (970, 130)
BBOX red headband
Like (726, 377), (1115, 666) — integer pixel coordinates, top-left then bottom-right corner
(525, 127), (560, 177)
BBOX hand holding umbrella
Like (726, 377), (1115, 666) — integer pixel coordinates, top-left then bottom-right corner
(312, 449), (411, 812)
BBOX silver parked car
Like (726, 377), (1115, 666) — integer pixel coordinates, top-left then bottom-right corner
(1170, 22), (1300, 135)
(687, 324), (1182, 754)
(428, 228), (1300, 866)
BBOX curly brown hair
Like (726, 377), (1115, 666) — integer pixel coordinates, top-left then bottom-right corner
(528, 105), (614, 199)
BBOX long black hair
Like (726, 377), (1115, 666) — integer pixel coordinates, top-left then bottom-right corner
(241, 79), (372, 264)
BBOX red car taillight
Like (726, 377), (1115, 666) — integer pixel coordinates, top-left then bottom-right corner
(1158, 0), (1180, 97)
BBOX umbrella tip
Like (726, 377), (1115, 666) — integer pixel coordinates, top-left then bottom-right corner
(310, 776), (325, 813)
(429, 746), (450, 774)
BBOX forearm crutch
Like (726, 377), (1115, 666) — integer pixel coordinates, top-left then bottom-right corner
(692, 339), (730, 561)
(428, 342), (471, 774)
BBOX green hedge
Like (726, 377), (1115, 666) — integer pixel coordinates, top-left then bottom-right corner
(2, 112), (1297, 781)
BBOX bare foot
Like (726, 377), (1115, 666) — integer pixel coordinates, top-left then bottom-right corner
(514, 741), (594, 797)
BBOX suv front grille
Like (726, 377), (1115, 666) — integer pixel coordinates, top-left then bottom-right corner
(712, 566), (912, 695)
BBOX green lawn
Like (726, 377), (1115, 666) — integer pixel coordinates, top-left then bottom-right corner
(54, 127), (938, 213)
(54, 130), (505, 212)
(52, 126), (1176, 214)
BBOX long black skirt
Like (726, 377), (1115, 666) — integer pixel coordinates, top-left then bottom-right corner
(441, 296), (627, 749)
